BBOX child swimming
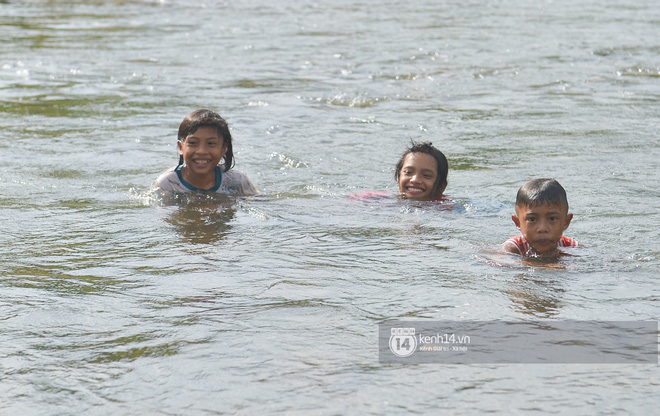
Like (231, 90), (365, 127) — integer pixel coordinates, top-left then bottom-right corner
(395, 141), (449, 201)
(153, 109), (258, 196)
(502, 178), (579, 258)
(349, 141), (450, 204)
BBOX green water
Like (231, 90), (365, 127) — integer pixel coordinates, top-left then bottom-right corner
(1, 0), (658, 414)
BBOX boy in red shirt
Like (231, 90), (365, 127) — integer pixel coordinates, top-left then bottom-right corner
(503, 178), (579, 258)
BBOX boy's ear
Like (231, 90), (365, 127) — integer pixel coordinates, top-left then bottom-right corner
(563, 213), (573, 230)
(512, 215), (521, 230)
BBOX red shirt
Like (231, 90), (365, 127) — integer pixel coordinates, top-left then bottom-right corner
(504, 235), (579, 256)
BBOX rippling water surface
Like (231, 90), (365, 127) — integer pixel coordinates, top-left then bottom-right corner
(1, 0), (658, 414)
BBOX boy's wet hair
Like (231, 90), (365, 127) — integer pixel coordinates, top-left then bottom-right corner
(516, 178), (569, 210)
(176, 109), (234, 172)
(394, 141), (449, 196)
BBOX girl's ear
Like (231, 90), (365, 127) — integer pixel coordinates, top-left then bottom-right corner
(177, 140), (184, 155)
(512, 215), (521, 230)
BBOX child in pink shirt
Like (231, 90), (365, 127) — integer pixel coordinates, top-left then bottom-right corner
(350, 141), (451, 203)
(394, 141), (449, 201)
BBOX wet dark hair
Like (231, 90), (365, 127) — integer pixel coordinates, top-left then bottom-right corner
(394, 141), (449, 196)
(516, 178), (569, 210)
(176, 109), (234, 172)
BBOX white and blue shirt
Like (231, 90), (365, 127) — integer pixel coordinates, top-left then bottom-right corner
(153, 165), (258, 196)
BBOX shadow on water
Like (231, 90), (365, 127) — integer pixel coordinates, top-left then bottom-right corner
(475, 250), (575, 318)
(504, 272), (566, 318)
(476, 246), (652, 319)
(159, 193), (237, 245)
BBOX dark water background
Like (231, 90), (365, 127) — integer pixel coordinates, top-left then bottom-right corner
(1, 0), (658, 414)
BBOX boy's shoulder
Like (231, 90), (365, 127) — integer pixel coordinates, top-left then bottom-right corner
(558, 236), (580, 247)
(502, 235), (526, 255)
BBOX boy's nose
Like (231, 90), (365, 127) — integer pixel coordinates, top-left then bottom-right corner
(537, 220), (550, 232)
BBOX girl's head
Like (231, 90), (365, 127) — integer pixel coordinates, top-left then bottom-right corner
(177, 109), (234, 172)
(395, 141), (448, 200)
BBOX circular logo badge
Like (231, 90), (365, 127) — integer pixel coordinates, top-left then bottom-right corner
(389, 327), (417, 357)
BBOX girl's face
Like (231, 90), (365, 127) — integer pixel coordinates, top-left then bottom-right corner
(177, 126), (227, 179)
(397, 152), (439, 200)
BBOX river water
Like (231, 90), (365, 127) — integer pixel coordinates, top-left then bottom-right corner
(1, 0), (658, 414)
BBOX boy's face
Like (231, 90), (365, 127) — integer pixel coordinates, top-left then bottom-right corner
(397, 152), (441, 200)
(177, 126), (227, 177)
(512, 203), (573, 255)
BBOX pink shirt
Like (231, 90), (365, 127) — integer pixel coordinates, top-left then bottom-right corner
(349, 190), (451, 202)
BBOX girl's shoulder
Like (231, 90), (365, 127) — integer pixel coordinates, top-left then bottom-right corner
(221, 169), (259, 196)
(153, 166), (183, 192)
(349, 190), (392, 201)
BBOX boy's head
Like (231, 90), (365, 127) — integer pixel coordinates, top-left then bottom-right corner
(512, 178), (573, 255)
(515, 178), (569, 211)
(395, 141), (449, 199)
(177, 109), (234, 172)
